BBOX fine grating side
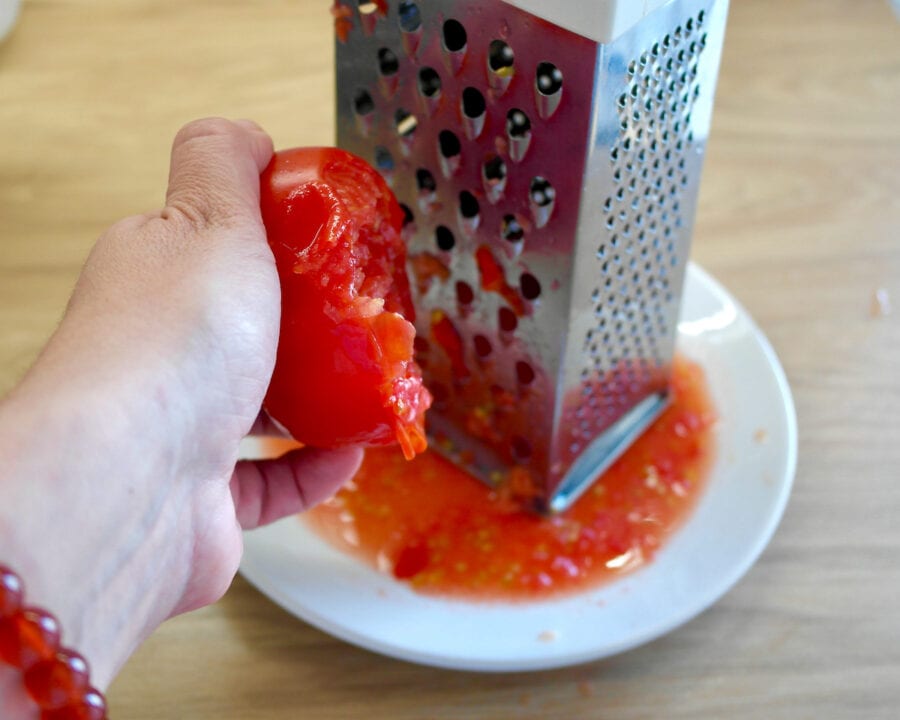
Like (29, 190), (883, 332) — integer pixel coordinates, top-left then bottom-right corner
(333, 0), (728, 512)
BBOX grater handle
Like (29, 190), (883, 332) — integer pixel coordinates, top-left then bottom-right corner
(502, 0), (674, 43)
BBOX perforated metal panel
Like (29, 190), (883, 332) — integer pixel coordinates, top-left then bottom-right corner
(333, 0), (728, 511)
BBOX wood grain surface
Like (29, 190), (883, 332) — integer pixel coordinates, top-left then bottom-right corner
(1, 1), (899, 718)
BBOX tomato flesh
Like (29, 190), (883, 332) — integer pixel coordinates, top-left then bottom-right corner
(261, 147), (431, 458)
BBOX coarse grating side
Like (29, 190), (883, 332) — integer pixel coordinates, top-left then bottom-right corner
(332, 0), (728, 512)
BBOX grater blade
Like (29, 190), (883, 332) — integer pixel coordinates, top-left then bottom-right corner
(333, 0), (728, 512)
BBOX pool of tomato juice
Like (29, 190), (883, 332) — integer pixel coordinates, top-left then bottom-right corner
(280, 357), (717, 601)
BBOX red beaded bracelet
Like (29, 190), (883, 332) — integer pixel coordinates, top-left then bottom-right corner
(0, 566), (108, 720)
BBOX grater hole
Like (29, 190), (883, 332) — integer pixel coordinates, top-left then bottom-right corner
(418, 67), (442, 99)
(416, 168), (437, 194)
(506, 109), (532, 162)
(429, 382), (449, 408)
(529, 176), (555, 227)
(438, 130), (462, 176)
(399, 203), (414, 226)
(435, 224), (455, 251)
(501, 214), (524, 243)
(373, 146), (394, 174)
(483, 154), (507, 183)
(520, 273), (541, 300)
(442, 18), (467, 52)
(511, 435), (532, 461)
(498, 307), (518, 333)
(535, 62), (563, 113)
(530, 177), (555, 207)
(461, 87), (486, 118)
(377, 48), (399, 76)
(398, 1), (421, 32)
(488, 39), (515, 74)
(458, 190), (480, 219)
(482, 154), (507, 203)
(473, 334), (493, 358)
(353, 89), (375, 116)
(394, 108), (417, 137)
(506, 108), (531, 138)
(439, 130), (461, 158)
(515, 360), (536, 386)
(398, 203), (415, 240)
(487, 39), (515, 93)
(455, 280), (474, 306)
(460, 87), (486, 140)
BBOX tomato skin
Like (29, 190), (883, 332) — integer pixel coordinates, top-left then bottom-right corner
(260, 148), (430, 457)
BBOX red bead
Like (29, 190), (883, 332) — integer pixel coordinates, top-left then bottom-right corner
(40, 688), (107, 720)
(0, 566), (24, 618)
(0, 568), (105, 718)
(0, 607), (61, 669)
(24, 648), (90, 709)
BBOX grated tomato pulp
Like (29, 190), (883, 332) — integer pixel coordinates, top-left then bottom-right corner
(304, 357), (717, 600)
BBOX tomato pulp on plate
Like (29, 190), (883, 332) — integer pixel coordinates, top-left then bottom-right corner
(261, 148), (431, 458)
(300, 357), (717, 600)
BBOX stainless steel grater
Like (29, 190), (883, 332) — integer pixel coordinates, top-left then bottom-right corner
(333, 0), (728, 512)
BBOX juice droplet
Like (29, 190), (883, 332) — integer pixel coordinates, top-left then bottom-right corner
(475, 245), (526, 315)
(431, 310), (469, 378)
(331, 2), (353, 42)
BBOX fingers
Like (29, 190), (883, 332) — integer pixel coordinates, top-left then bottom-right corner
(230, 446), (364, 530)
(164, 117), (274, 230)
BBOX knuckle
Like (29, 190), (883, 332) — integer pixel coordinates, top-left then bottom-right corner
(164, 195), (255, 234)
(173, 117), (240, 148)
(163, 197), (216, 231)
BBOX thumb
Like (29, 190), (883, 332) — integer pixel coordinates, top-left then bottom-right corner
(164, 117), (274, 230)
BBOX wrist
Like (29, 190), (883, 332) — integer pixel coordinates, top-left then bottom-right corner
(0, 353), (197, 688)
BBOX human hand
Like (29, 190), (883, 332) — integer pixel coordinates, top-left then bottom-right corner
(0, 119), (363, 701)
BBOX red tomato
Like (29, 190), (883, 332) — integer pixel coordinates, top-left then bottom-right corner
(260, 147), (431, 459)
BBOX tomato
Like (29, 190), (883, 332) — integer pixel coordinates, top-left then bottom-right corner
(260, 147), (431, 459)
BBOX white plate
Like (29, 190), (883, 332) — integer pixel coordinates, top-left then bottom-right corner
(238, 263), (797, 672)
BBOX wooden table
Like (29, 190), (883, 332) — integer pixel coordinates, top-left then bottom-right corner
(2, 1), (899, 717)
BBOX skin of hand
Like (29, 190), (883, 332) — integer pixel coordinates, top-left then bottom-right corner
(0, 118), (364, 711)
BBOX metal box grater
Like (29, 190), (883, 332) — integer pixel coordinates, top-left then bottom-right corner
(333, 0), (728, 512)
